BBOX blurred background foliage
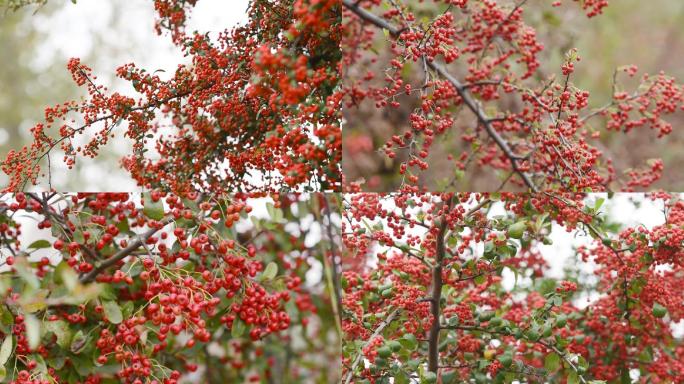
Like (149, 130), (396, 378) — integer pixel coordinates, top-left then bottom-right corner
(0, 0), (78, 186)
(342, 0), (684, 191)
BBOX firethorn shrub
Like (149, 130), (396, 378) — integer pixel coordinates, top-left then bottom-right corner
(342, 0), (683, 192)
(342, 192), (684, 383)
(0, 192), (341, 383)
(2, 0), (341, 194)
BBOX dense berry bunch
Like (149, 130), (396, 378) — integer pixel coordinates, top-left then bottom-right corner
(341, 192), (684, 383)
(0, 192), (340, 383)
(2, 0), (341, 194)
(342, 0), (684, 191)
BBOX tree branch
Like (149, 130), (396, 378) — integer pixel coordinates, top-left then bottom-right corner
(427, 196), (454, 373)
(79, 217), (174, 284)
(322, 194), (344, 328)
(343, 308), (401, 384)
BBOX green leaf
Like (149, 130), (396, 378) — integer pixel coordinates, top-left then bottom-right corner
(266, 202), (284, 222)
(0, 306), (13, 334)
(539, 279), (557, 295)
(70, 330), (88, 354)
(14, 257), (39, 290)
(507, 220), (526, 239)
(394, 371), (410, 384)
(544, 352), (560, 372)
(27, 240), (51, 249)
(568, 371), (580, 384)
(652, 302), (667, 318)
(102, 301), (123, 324)
(422, 371), (437, 384)
(594, 197), (605, 212)
(0, 336), (13, 366)
(577, 355), (589, 371)
(399, 333), (417, 350)
(498, 353), (513, 368)
(441, 369), (457, 384)
(24, 313), (40, 351)
(143, 195), (165, 221)
(115, 218), (130, 233)
(19, 289), (48, 313)
(56, 262), (79, 292)
(45, 320), (71, 349)
(231, 319), (245, 338)
(261, 262), (278, 281)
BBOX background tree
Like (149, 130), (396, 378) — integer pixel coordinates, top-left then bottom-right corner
(342, 192), (684, 383)
(0, 192), (341, 383)
(342, 0), (684, 192)
(2, 0), (341, 194)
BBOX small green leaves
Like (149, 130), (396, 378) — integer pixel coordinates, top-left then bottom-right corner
(14, 256), (40, 290)
(477, 311), (494, 322)
(507, 220), (526, 239)
(525, 327), (540, 342)
(555, 314), (567, 328)
(25, 313), (41, 350)
(380, 287), (393, 298)
(387, 340), (402, 352)
(261, 262), (278, 281)
(27, 239), (51, 249)
(102, 300), (123, 324)
(498, 353), (513, 368)
(544, 352), (560, 372)
(143, 195), (165, 220)
(56, 262), (78, 292)
(488, 316), (503, 327)
(422, 371), (437, 384)
(70, 330), (88, 354)
(399, 333), (417, 350)
(0, 336), (13, 366)
(652, 302), (667, 318)
(0, 336), (10, 381)
(231, 319), (246, 338)
(377, 346), (392, 358)
(45, 320), (71, 349)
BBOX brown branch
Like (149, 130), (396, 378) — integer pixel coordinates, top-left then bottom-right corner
(79, 217), (174, 284)
(427, 196), (455, 373)
(27, 192), (102, 262)
(322, 194), (344, 327)
(343, 308), (401, 384)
